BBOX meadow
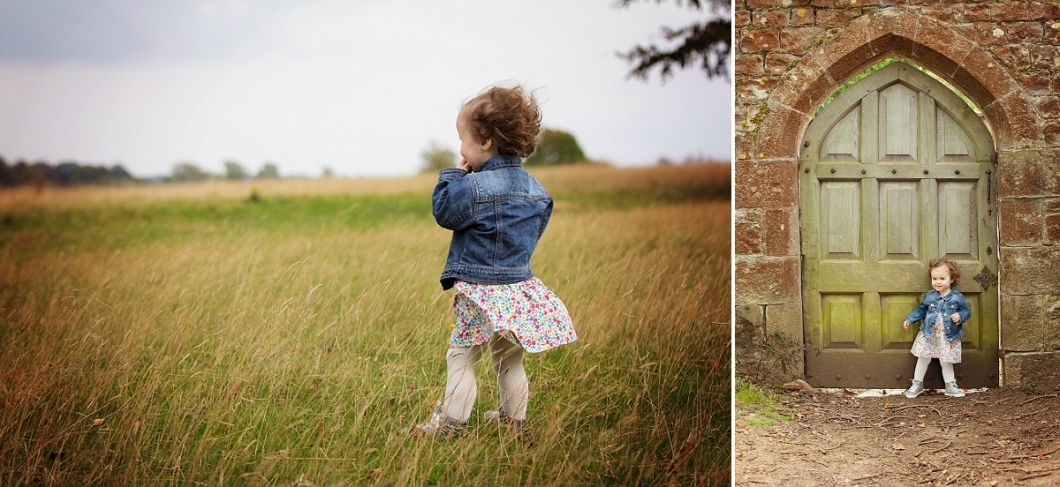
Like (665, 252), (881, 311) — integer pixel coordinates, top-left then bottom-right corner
(0, 163), (731, 486)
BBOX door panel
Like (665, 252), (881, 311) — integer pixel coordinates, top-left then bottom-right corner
(801, 62), (999, 388)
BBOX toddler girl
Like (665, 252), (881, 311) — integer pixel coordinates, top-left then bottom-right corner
(902, 257), (971, 398)
(409, 83), (577, 436)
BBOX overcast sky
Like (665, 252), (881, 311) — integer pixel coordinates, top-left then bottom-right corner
(0, 0), (731, 178)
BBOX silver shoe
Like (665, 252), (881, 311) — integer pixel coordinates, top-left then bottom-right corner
(944, 381), (965, 397)
(483, 409), (526, 431)
(405, 401), (466, 437)
(905, 379), (925, 398)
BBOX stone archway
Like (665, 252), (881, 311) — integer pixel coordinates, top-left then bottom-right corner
(736, 7), (1042, 385)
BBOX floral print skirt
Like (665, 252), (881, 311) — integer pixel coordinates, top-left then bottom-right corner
(910, 315), (962, 363)
(450, 278), (577, 353)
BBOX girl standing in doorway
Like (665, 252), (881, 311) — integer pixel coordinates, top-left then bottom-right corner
(902, 257), (971, 398)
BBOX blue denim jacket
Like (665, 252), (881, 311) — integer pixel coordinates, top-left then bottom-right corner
(432, 154), (552, 290)
(904, 289), (971, 342)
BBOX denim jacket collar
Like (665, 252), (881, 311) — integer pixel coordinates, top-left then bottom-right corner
(477, 154), (522, 173)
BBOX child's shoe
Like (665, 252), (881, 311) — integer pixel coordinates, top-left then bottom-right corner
(483, 409), (526, 432)
(943, 381), (965, 397)
(405, 401), (466, 437)
(905, 379), (925, 398)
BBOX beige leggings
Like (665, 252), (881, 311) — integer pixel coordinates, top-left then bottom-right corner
(442, 334), (528, 423)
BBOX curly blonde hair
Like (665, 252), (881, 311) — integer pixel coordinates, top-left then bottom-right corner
(460, 84), (542, 158)
(929, 257), (962, 285)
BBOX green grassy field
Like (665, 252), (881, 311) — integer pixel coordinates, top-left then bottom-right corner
(0, 164), (731, 486)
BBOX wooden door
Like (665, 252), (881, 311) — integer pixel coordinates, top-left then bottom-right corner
(800, 62), (999, 389)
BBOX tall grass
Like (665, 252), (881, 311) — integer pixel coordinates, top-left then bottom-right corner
(0, 164), (730, 486)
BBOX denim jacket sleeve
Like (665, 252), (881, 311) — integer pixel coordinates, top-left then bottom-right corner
(432, 168), (476, 231)
(905, 294), (931, 324)
(953, 293), (972, 324)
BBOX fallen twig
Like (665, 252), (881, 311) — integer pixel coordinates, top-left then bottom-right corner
(1018, 394), (1058, 406)
(930, 441), (952, 454)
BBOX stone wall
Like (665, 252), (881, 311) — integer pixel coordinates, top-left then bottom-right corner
(735, 0), (1060, 388)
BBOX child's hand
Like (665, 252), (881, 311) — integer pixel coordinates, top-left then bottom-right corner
(903, 320), (910, 330)
(457, 158), (472, 172)
(950, 313), (960, 323)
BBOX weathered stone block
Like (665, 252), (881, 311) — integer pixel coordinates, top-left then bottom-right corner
(735, 256), (802, 303)
(790, 7), (814, 26)
(984, 92), (1040, 149)
(1030, 45), (1060, 71)
(754, 9), (790, 28)
(736, 8), (751, 28)
(1043, 120), (1060, 147)
(1003, 352), (1060, 390)
(919, 4), (955, 23)
(772, 52), (835, 115)
(989, 44), (1030, 71)
(1046, 297), (1060, 352)
(736, 54), (765, 77)
(780, 26), (826, 53)
(765, 302), (803, 340)
(991, 2), (1039, 22)
(960, 4), (991, 23)
(1031, 95), (1060, 119)
(997, 149), (1060, 198)
(757, 103), (811, 157)
(735, 303), (765, 346)
(914, 19), (975, 77)
(765, 53), (800, 74)
(816, 8), (859, 28)
(973, 22), (1007, 46)
(1000, 294), (1044, 352)
(1046, 214), (1060, 244)
(736, 76), (780, 103)
(735, 159), (800, 208)
(764, 207), (797, 257)
(741, 28), (781, 53)
(748, 0), (812, 8)
(999, 247), (1060, 295)
(999, 199), (1042, 246)
(1012, 69), (1052, 96)
(735, 220), (764, 255)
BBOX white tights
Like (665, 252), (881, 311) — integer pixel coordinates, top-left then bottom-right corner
(442, 334), (528, 423)
(913, 356), (956, 383)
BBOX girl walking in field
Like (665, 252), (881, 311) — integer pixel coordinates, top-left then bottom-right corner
(902, 257), (971, 398)
(407, 83), (577, 436)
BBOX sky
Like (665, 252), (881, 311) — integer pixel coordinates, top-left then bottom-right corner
(0, 0), (731, 179)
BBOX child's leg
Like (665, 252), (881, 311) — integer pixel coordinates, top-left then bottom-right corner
(913, 356), (931, 381)
(489, 335), (528, 421)
(443, 345), (483, 423)
(940, 361), (956, 383)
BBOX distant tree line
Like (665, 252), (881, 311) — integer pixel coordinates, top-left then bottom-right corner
(419, 127), (590, 173)
(0, 155), (133, 188)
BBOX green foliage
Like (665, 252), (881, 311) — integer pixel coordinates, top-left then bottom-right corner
(525, 129), (587, 166)
(617, 0), (731, 81)
(224, 160), (249, 180)
(256, 162), (280, 179)
(171, 162), (209, 182)
(736, 378), (792, 422)
(419, 140), (457, 173)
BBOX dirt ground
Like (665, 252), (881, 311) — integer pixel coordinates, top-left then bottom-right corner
(736, 386), (1060, 486)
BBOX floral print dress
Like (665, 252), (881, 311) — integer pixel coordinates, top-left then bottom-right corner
(910, 310), (962, 363)
(450, 278), (577, 353)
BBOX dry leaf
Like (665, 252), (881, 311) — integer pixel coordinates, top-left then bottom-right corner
(842, 388), (857, 397)
(367, 468), (383, 480)
(782, 379), (816, 393)
(92, 418), (105, 426)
